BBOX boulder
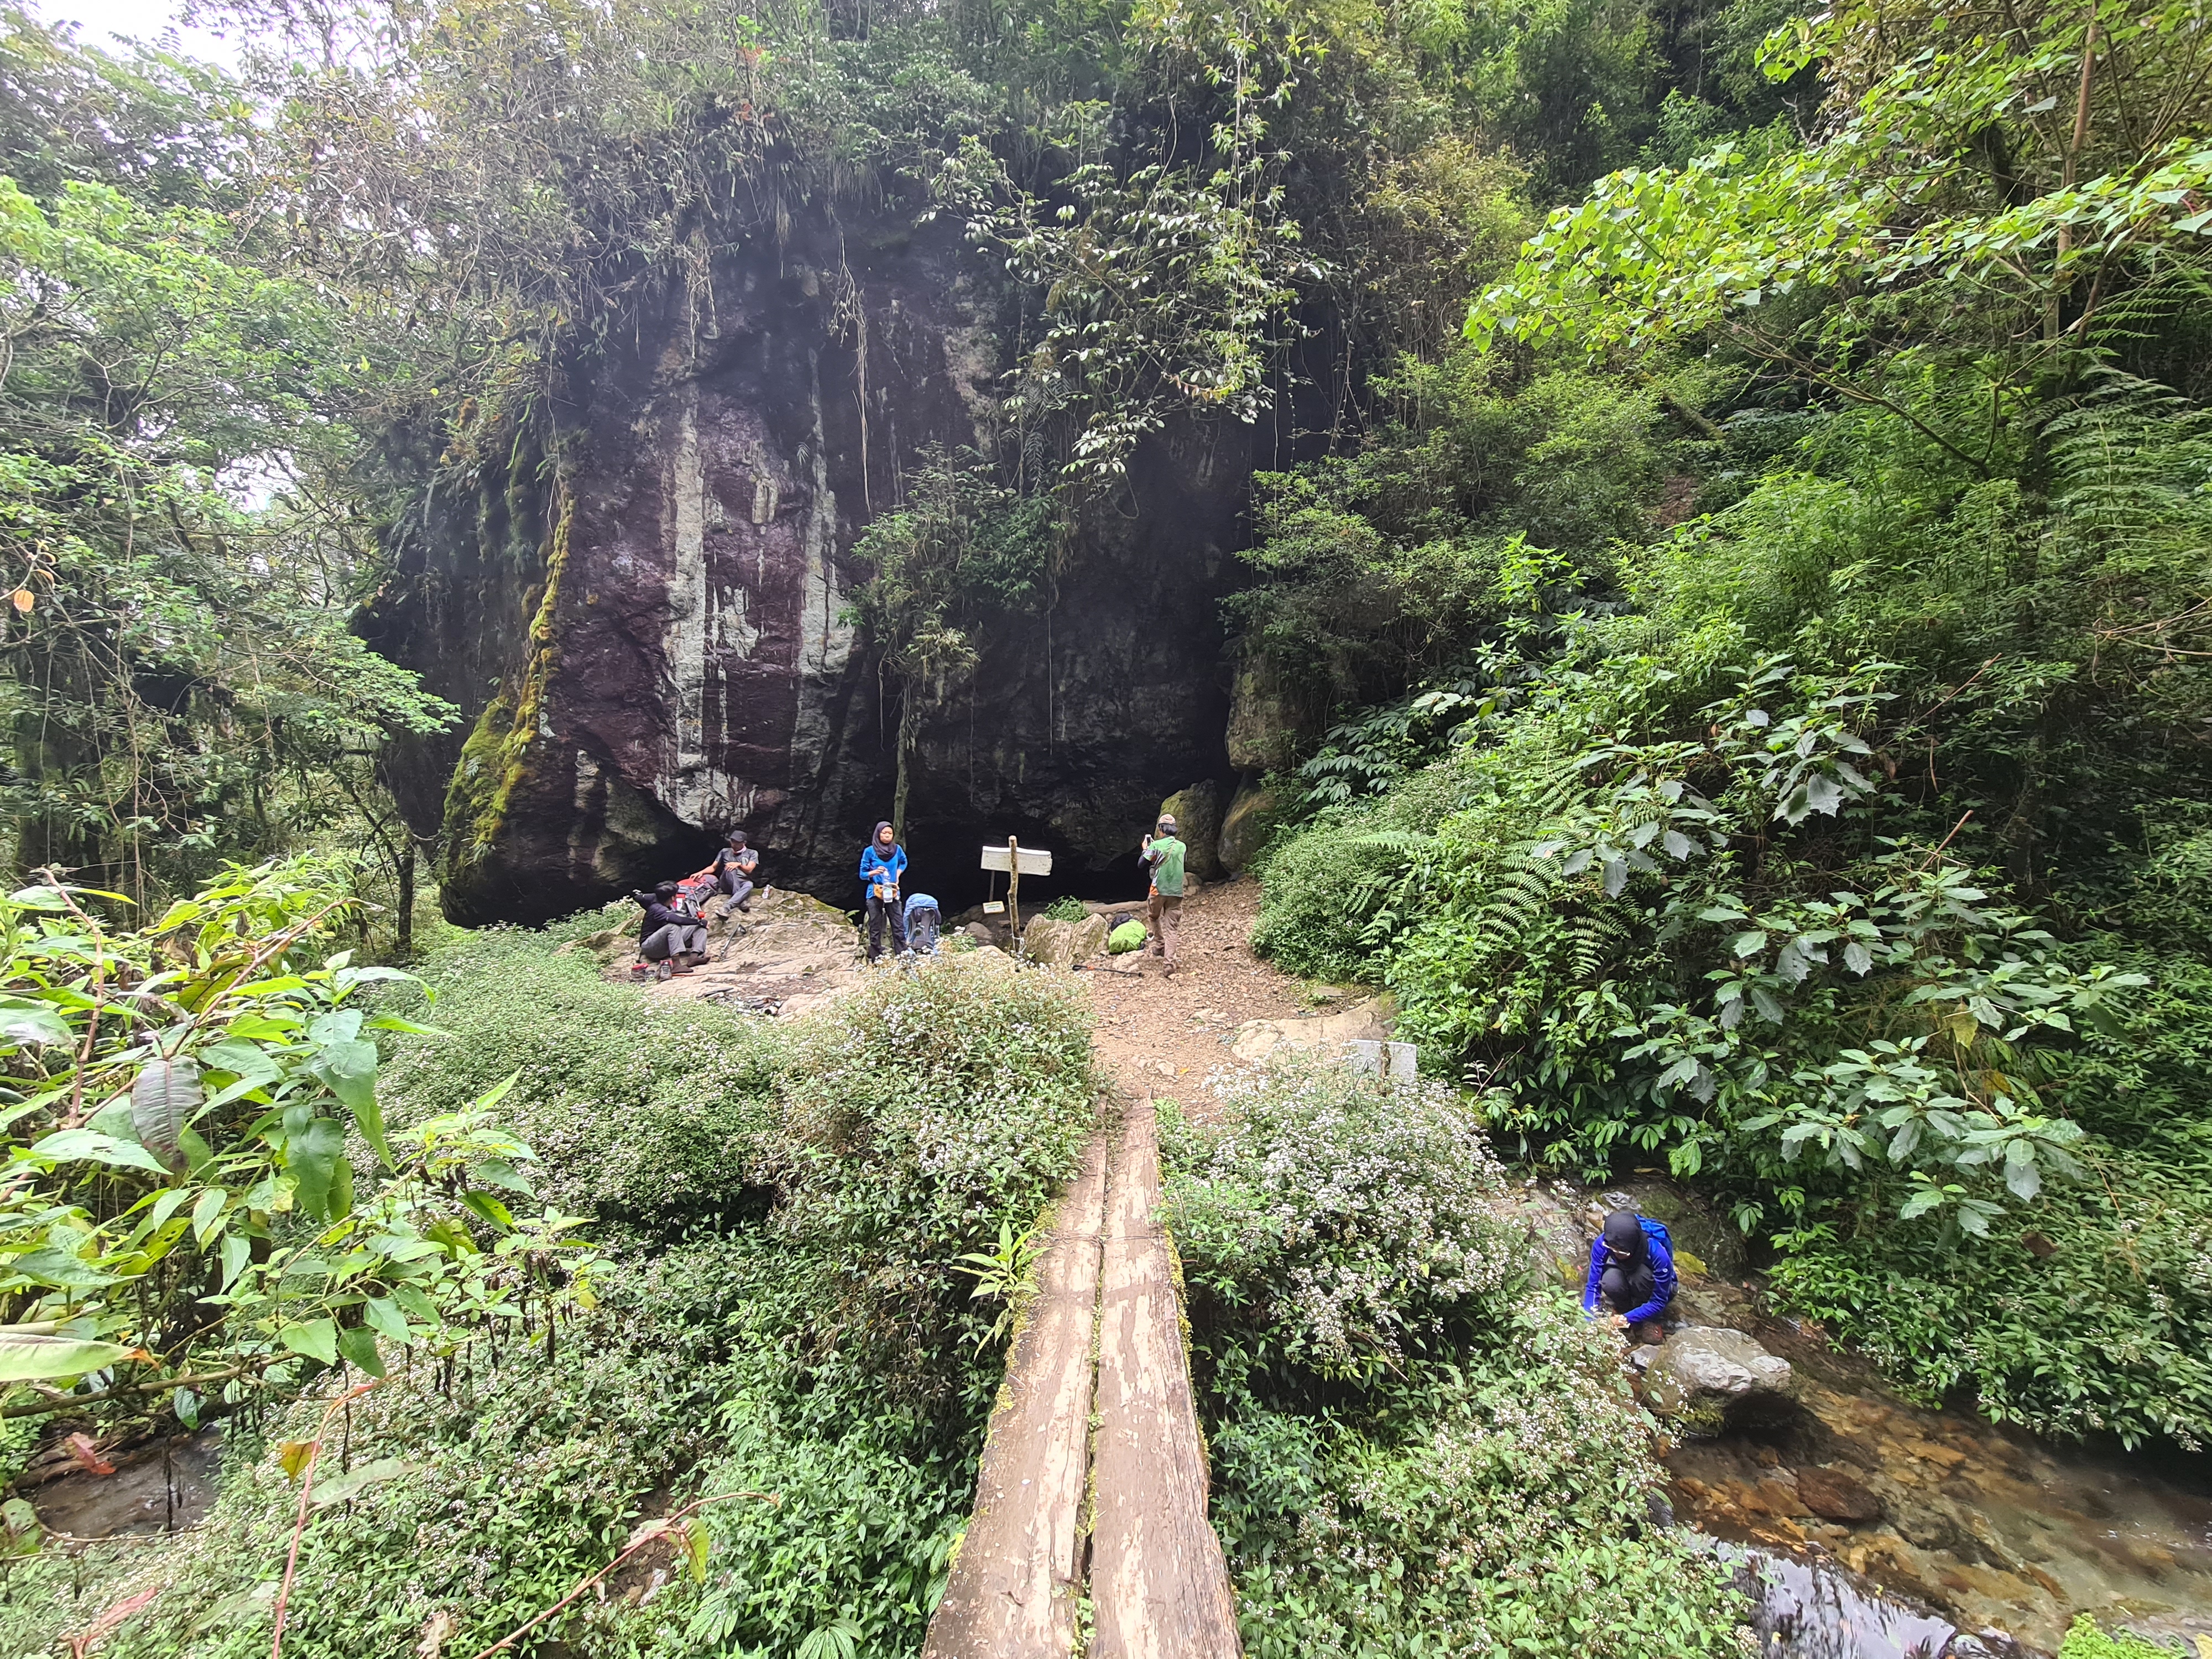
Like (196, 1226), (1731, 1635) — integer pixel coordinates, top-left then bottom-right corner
(1158, 781), (1226, 883)
(1230, 998), (1391, 1065)
(1022, 915), (1079, 971)
(1217, 780), (1285, 874)
(1794, 1465), (1883, 1524)
(1057, 912), (1108, 963)
(1642, 1327), (1794, 1434)
(1493, 1183), (1592, 1293)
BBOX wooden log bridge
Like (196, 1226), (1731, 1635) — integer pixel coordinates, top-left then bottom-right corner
(922, 1099), (1241, 1659)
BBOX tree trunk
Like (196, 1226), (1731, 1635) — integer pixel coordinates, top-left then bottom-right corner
(397, 837), (417, 961)
(892, 684), (918, 843)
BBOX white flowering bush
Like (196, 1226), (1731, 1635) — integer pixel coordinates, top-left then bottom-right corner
(1164, 1065), (1746, 1657)
(1164, 1063), (1521, 1379)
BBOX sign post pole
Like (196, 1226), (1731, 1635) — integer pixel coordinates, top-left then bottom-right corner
(1007, 836), (1022, 943)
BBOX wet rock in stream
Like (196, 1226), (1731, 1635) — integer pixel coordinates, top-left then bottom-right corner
(1499, 1168), (2212, 1654)
(1644, 1326), (1796, 1434)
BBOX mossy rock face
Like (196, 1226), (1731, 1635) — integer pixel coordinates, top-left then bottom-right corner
(1598, 1180), (1746, 1279)
(1218, 781), (1285, 874)
(1225, 655), (1314, 773)
(363, 213), (1269, 926)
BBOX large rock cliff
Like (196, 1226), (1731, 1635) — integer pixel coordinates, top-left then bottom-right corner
(362, 210), (1253, 924)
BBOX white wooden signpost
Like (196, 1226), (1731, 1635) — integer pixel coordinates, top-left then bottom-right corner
(979, 837), (1053, 937)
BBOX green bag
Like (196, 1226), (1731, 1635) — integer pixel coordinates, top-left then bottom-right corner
(1108, 920), (1147, 954)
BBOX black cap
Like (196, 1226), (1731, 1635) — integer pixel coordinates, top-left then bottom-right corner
(1602, 1210), (1645, 1258)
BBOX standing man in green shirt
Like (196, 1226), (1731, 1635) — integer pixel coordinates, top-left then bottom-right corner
(1140, 812), (1187, 975)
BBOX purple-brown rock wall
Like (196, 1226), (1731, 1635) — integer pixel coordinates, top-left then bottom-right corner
(363, 211), (1250, 924)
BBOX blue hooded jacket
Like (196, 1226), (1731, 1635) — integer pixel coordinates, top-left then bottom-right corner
(1582, 1216), (1676, 1326)
(859, 826), (906, 898)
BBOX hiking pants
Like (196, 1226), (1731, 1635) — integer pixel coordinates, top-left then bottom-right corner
(1599, 1261), (1657, 1317)
(640, 922), (705, 962)
(1147, 892), (1182, 964)
(717, 868), (755, 910)
(867, 892), (907, 961)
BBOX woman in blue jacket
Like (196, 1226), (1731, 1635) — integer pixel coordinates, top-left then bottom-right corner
(859, 821), (909, 962)
(1583, 1209), (1676, 1343)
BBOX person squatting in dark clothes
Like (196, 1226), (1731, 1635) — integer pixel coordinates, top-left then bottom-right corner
(1582, 1207), (1677, 1345)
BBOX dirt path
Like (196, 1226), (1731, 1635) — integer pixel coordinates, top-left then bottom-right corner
(1084, 879), (1334, 1107)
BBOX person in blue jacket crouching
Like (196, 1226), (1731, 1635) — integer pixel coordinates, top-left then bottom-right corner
(1583, 1208), (1676, 1344)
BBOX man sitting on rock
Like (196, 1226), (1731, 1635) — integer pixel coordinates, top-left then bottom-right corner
(1583, 1208), (1676, 1344)
(630, 881), (707, 979)
(697, 830), (759, 917)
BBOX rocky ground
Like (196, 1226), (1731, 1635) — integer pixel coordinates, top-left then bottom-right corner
(568, 884), (868, 1018)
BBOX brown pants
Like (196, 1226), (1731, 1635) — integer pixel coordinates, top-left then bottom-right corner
(1147, 892), (1182, 964)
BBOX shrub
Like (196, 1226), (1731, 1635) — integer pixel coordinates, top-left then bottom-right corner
(22, 942), (1097, 1659)
(1162, 1065), (1746, 1657)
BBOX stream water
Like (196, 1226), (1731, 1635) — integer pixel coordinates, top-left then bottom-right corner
(1511, 1176), (2212, 1656)
(1669, 1322), (2212, 1656)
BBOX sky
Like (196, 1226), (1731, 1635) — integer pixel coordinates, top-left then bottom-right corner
(34, 0), (246, 66)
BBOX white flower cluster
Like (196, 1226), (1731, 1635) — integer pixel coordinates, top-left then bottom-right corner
(1168, 1060), (1521, 1374)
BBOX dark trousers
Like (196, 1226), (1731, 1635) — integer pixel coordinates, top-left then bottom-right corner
(717, 868), (755, 909)
(640, 922), (705, 962)
(1600, 1261), (1657, 1317)
(867, 892), (907, 960)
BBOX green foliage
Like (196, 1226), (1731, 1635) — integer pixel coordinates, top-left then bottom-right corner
(6, 941), (1095, 1659)
(0, 860), (589, 1424)
(1238, 0), (2212, 1454)
(1042, 894), (1089, 921)
(1160, 1065), (1746, 1655)
(847, 450), (1054, 836)
(2056, 1616), (2186, 1658)
(0, 168), (455, 898)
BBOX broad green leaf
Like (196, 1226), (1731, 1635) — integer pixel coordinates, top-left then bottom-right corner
(27, 1129), (170, 1176)
(461, 1191), (514, 1231)
(190, 1187), (227, 1244)
(0, 998), (70, 1046)
(278, 1319), (338, 1365)
(307, 1038), (377, 1112)
(199, 1039), (283, 1086)
(287, 1118), (349, 1221)
(132, 1056), (201, 1162)
(362, 1297), (409, 1345)
(335, 1324), (385, 1378)
(311, 1457), (407, 1507)
(0, 1332), (133, 1381)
